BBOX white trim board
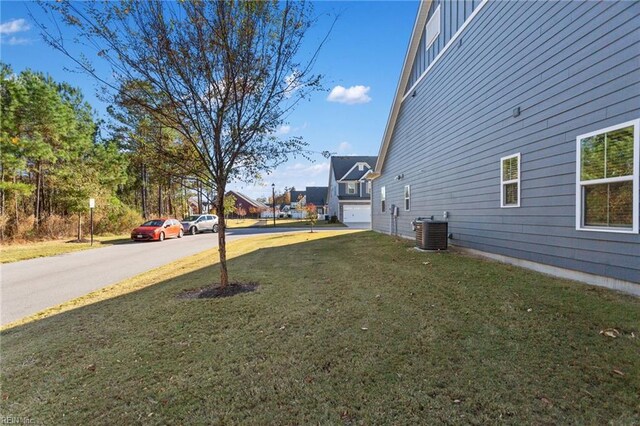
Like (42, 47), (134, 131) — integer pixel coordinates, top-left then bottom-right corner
(338, 162), (372, 182)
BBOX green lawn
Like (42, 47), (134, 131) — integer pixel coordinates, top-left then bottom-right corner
(0, 235), (131, 263)
(269, 217), (347, 228)
(225, 217), (346, 228)
(1, 232), (638, 424)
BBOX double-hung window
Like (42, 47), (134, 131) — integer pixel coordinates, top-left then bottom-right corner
(576, 120), (638, 232)
(381, 186), (386, 212)
(347, 182), (357, 195)
(500, 153), (520, 208)
(404, 185), (411, 211)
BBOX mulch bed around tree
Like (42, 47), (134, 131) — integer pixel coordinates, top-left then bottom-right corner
(179, 283), (259, 299)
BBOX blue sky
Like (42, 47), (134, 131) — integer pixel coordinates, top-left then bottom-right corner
(1, 1), (419, 200)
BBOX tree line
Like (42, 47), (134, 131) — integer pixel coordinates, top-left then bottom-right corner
(0, 63), (211, 241)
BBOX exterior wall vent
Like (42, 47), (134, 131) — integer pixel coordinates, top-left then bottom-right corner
(414, 219), (448, 250)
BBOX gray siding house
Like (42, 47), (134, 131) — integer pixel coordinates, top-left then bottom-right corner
(305, 186), (328, 216)
(371, 0), (639, 290)
(327, 156), (377, 226)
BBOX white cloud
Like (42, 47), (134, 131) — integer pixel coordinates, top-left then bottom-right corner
(277, 124), (291, 135)
(287, 162), (329, 176)
(337, 141), (352, 154)
(327, 85), (371, 104)
(284, 70), (301, 98)
(0, 19), (30, 35)
(3, 36), (30, 46)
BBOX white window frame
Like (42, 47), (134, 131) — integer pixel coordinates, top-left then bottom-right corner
(425, 5), (441, 50)
(575, 119), (639, 233)
(358, 163), (364, 171)
(347, 182), (357, 195)
(381, 186), (386, 212)
(404, 185), (411, 211)
(500, 153), (521, 208)
(366, 181), (371, 194)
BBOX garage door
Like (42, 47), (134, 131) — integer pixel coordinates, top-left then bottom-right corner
(343, 204), (371, 224)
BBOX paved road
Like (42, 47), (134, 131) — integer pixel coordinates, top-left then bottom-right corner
(344, 222), (371, 230)
(1, 227), (345, 326)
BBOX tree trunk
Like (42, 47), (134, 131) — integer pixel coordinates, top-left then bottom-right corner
(14, 175), (19, 233)
(216, 188), (229, 288)
(77, 213), (82, 241)
(141, 164), (148, 219)
(158, 184), (162, 216)
(1, 167), (5, 216)
(182, 179), (187, 216)
(35, 163), (42, 227)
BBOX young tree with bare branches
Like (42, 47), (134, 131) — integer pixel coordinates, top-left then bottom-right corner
(39, 0), (326, 287)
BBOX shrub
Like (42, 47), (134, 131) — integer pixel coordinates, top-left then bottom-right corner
(40, 214), (78, 239)
(95, 205), (143, 235)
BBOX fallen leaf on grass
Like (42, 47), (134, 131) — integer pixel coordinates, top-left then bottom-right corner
(87, 364), (96, 372)
(453, 399), (461, 404)
(422, 262), (431, 265)
(361, 327), (368, 331)
(540, 397), (552, 405)
(613, 369), (625, 376)
(599, 328), (620, 338)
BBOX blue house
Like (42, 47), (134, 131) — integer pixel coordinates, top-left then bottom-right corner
(370, 0), (639, 292)
(305, 186), (328, 216)
(327, 156), (377, 226)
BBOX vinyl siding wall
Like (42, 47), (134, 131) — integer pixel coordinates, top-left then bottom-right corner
(327, 167), (340, 218)
(373, 0), (640, 283)
(405, 0), (482, 96)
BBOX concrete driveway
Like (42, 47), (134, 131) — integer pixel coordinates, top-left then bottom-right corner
(0, 227), (343, 326)
(344, 222), (371, 229)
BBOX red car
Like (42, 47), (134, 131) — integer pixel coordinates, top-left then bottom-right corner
(131, 218), (184, 242)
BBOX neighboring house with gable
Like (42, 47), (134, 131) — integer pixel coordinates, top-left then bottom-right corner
(225, 190), (269, 218)
(289, 190), (306, 210)
(305, 186), (328, 216)
(327, 156), (377, 226)
(369, 0), (639, 292)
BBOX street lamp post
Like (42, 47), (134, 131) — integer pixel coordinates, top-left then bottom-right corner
(272, 183), (276, 227)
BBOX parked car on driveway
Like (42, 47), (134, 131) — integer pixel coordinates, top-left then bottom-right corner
(181, 214), (219, 235)
(131, 218), (183, 242)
